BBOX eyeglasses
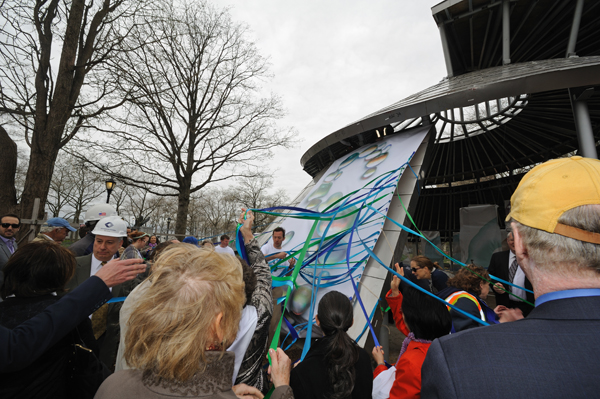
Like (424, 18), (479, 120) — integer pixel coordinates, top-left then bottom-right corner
(411, 267), (420, 273)
(1, 223), (20, 229)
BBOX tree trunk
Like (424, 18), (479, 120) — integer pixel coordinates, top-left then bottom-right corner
(0, 126), (18, 215)
(19, 138), (60, 221)
(72, 210), (82, 225)
(175, 182), (191, 236)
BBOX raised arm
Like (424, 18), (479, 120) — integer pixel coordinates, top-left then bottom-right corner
(235, 209), (274, 391)
(386, 263), (410, 336)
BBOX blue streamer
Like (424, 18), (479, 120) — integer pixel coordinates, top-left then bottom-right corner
(354, 301), (380, 343)
(365, 204), (533, 295)
(107, 296), (126, 304)
(272, 280), (295, 289)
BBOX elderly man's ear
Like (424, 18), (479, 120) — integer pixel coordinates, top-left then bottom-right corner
(512, 228), (529, 268)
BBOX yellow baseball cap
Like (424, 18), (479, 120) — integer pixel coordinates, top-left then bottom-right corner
(506, 156), (600, 244)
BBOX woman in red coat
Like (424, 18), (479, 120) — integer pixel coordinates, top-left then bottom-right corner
(372, 264), (451, 398)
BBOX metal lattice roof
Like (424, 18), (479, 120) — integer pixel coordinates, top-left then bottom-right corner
(431, 0), (600, 77)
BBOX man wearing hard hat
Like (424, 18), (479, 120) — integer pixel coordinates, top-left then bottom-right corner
(68, 203), (118, 257)
(64, 215), (136, 371)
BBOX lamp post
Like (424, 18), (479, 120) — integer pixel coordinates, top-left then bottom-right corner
(105, 178), (116, 204)
(166, 217), (172, 240)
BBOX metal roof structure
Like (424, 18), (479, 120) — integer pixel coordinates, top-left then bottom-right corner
(431, 0), (600, 77)
(300, 0), (600, 238)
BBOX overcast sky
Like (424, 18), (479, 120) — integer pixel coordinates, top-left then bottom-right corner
(212, 0), (447, 199)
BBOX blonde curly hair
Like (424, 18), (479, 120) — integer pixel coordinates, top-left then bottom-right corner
(124, 244), (244, 381)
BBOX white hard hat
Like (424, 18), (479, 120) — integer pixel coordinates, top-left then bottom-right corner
(84, 204), (118, 223)
(91, 216), (128, 238)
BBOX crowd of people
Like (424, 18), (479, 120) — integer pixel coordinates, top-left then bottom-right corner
(0, 156), (599, 398)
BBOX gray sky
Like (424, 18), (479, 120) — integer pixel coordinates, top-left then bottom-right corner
(212, 0), (447, 199)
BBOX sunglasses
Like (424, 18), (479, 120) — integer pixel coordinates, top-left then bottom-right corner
(1, 223), (20, 229)
(411, 267), (421, 273)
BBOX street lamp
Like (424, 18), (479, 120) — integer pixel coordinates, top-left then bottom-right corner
(105, 178), (116, 204)
(166, 217), (172, 240)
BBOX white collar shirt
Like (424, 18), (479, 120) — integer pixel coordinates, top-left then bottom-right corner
(90, 254), (112, 293)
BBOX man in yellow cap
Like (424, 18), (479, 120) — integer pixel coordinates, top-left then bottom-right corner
(421, 156), (600, 398)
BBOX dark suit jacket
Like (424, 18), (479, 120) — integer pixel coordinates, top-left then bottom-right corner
(0, 276), (110, 372)
(487, 250), (534, 313)
(68, 233), (95, 257)
(421, 295), (600, 398)
(65, 254), (136, 371)
(0, 238), (17, 287)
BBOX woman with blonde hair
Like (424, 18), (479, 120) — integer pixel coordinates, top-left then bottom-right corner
(95, 241), (293, 398)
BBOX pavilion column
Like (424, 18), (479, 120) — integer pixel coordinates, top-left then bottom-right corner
(438, 24), (454, 78)
(566, 0), (584, 57)
(502, 0), (511, 65)
(570, 87), (598, 159)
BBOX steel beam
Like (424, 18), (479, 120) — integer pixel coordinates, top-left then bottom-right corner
(570, 87), (598, 159)
(438, 24), (454, 78)
(502, 0), (511, 65)
(566, 0), (584, 57)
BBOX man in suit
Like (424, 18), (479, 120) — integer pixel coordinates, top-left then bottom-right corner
(487, 231), (534, 316)
(422, 156), (600, 399)
(0, 214), (20, 287)
(64, 215), (135, 371)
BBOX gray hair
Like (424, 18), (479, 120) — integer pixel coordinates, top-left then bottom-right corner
(40, 226), (60, 234)
(510, 205), (600, 274)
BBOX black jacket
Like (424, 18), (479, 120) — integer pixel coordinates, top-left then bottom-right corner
(64, 254), (139, 372)
(290, 334), (373, 399)
(0, 276), (110, 373)
(0, 295), (99, 398)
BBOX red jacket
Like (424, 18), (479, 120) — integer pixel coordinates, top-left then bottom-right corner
(385, 289), (410, 336)
(373, 290), (431, 398)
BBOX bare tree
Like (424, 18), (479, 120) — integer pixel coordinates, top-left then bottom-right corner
(227, 175), (289, 232)
(0, 0), (149, 222)
(124, 186), (166, 228)
(106, 185), (129, 217)
(0, 125), (18, 212)
(149, 196), (177, 237)
(188, 187), (238, 239)
(77, 0), (296, 235)
(46, 156), (104, 222)
(46, 163), (74, 218)
(64, 163), (104, 224)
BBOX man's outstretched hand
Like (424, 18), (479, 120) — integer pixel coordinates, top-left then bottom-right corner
(95, 258), (146, 287)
